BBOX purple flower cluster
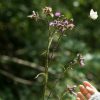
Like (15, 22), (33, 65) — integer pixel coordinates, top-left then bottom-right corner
(49, 18), (74, 32)
(28, 7), (75, 33)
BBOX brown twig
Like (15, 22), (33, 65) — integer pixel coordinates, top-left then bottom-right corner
(0, 69), (32, 85)
(0, 55), (44, 71)
(0, 55), (56, 75)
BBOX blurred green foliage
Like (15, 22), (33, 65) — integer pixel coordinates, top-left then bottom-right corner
(0, 0), (100, 100)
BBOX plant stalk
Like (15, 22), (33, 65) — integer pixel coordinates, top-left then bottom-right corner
(43, 35), (54, 100)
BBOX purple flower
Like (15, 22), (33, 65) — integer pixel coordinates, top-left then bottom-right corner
(63, 20), (68, 25)
(55, 12), (61, 17)
(77, 54), (85, 67)
(49, 18), (74, 32)
(49, 22), (55, 26)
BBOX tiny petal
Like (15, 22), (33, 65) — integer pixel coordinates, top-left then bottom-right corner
(67, 23), (75, 30)
(50, 13), (54, 17)
(32, 11), (36, 14)
(90, 9), (98, 20)
(55, 12), (61, 17)
(27, 15), (33, 18)
(64, 20), (68, 24)
(49, 22), (55, 26)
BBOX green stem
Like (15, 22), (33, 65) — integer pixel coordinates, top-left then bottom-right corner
(59, 91), (66, 100)
(44, 35), (54, 100)
(47, 35), (62, 100)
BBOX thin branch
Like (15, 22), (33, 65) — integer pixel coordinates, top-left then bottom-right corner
(0, 69), (32, 85)
(0, 55), (56, 75)
(0, 55), (44, 71)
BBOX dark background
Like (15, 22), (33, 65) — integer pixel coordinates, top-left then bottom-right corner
(0, 0), (100, 100)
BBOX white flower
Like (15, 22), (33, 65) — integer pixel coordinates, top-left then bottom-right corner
(27, 11), (36, 18)
(27, 15), (33, 18)
(90, 9), (98, 20)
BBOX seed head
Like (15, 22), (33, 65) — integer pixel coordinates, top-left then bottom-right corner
(43, 7), (54, 17)
(27, 11), (39, 21)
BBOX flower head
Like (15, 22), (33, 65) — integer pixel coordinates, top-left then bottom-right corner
(77, 54), (85, 67)
(43, 7), (54, 17)
(49, 18), (74, 32)
(90, 9), (98, 20)
(55, 12), (61, 17)
(27, 11), (39, 21)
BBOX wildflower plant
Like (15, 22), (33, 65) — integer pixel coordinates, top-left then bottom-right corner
(28, 6), (88, 100)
